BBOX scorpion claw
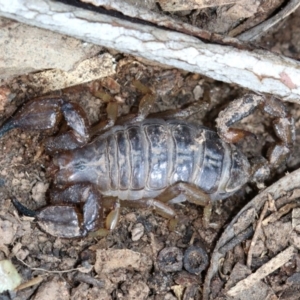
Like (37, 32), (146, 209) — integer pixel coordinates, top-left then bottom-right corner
(12, 184), (103, 238)
(37, 205), (88, 238)
(12, 198), (87, 238)
(0, 97), (90, 152)
(216, 93), (295, 168)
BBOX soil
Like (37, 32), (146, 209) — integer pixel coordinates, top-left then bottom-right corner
(1, 3), (300, 300)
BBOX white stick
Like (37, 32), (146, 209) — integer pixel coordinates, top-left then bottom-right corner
(1, 0), (300, 102)
(227, 245), (296, 297)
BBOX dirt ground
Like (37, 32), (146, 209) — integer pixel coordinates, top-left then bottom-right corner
(1, 3), (300, 300)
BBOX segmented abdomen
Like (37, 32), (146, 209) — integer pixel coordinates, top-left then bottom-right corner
(56, 119), (250, 201)
(68, 119), (234, 200)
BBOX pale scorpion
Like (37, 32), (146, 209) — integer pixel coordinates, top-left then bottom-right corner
(0, 93), (295, 238)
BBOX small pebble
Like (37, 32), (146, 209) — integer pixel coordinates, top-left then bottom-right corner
(183, 245), (209, 275)
(31, 181), (49, 203)
(193, 85), (203, 100)
(131, 223), (144, 241)
(157, 247), (183, 273)
(125, 212), (137, 223)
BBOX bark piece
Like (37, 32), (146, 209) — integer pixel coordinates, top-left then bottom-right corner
(30, 53), (116, 94)
(0, 17), (101, 80)
(225, 263), (278, 300)
(94, 249), (152, 274)
(32, 278), (70, 300)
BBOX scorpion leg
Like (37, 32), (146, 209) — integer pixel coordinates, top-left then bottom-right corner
(89, 101), (119, 136)
(91, 79), (207, 137)
(216, 94), (295, 166)
(132, 79), (208, 121)
(157, 182), (210, 206)
(117, 183), (212, 223)
(115, 92), (156, 125)
(156, 182), (212, 227)
(107, 183), (212, 229)
(216, 94), (265, 143)
(90, 82), (156, 135)
(0, 97), (90, 152)
(120, 199), (177, 219)
(148, 101), (209, 120)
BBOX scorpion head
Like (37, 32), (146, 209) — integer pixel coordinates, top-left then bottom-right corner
(50, 149), (99, 187)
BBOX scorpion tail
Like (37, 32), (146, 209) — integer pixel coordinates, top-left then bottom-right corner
(0, 119), (17, 138)
(11, 197), (37, 218)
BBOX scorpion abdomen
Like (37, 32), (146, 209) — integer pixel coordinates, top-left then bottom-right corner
(54, 119), (250, 201)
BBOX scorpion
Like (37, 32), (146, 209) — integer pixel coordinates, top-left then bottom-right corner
(0, 92), (295, 238)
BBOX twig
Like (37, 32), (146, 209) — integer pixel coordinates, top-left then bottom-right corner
(81, 0), (247, 48)
(238, 0), (300, 41)
(74, 273), (105, 288)
(1, 0), (300, 102)
(204, 169), (300, 300)
(15, 276), (44, 291)
(246, 200), (269, 268)
(262, 202), (300, 226)
(16, 256), (80, 274)
(227, 245), (297, 297)
(219, 226), (254, 255)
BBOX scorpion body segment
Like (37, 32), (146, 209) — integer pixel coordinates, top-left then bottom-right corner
(55, 119), (250, 202)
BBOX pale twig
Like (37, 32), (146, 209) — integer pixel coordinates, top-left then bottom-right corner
(238, 0), (300, 41)
(0, 0), (300, 102)
(16, 256), (80, 274)
(246, 199), (269, 268)
(81, 0), (246, 47)
(227, 245), (296, 297)
(15, 276), (44, 291)
(262, 202), (300, 226)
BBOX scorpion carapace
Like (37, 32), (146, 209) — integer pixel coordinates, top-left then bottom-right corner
(0, 93), (295, 238)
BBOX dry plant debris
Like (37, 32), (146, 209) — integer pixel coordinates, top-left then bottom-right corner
(0, 1), (300, 299)
(31, 278), (70, 300)
(204, 168), (300, 300)
(238, 0), (300, 41)
(0, 260), (22, 293)
(227, 246), (296, 297)
(246, 200), (269, 268)
(95, 249), (152, 274)
(1, 0), (300, 101)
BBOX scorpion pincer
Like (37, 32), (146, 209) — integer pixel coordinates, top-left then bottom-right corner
(0, 93), (295, 238)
